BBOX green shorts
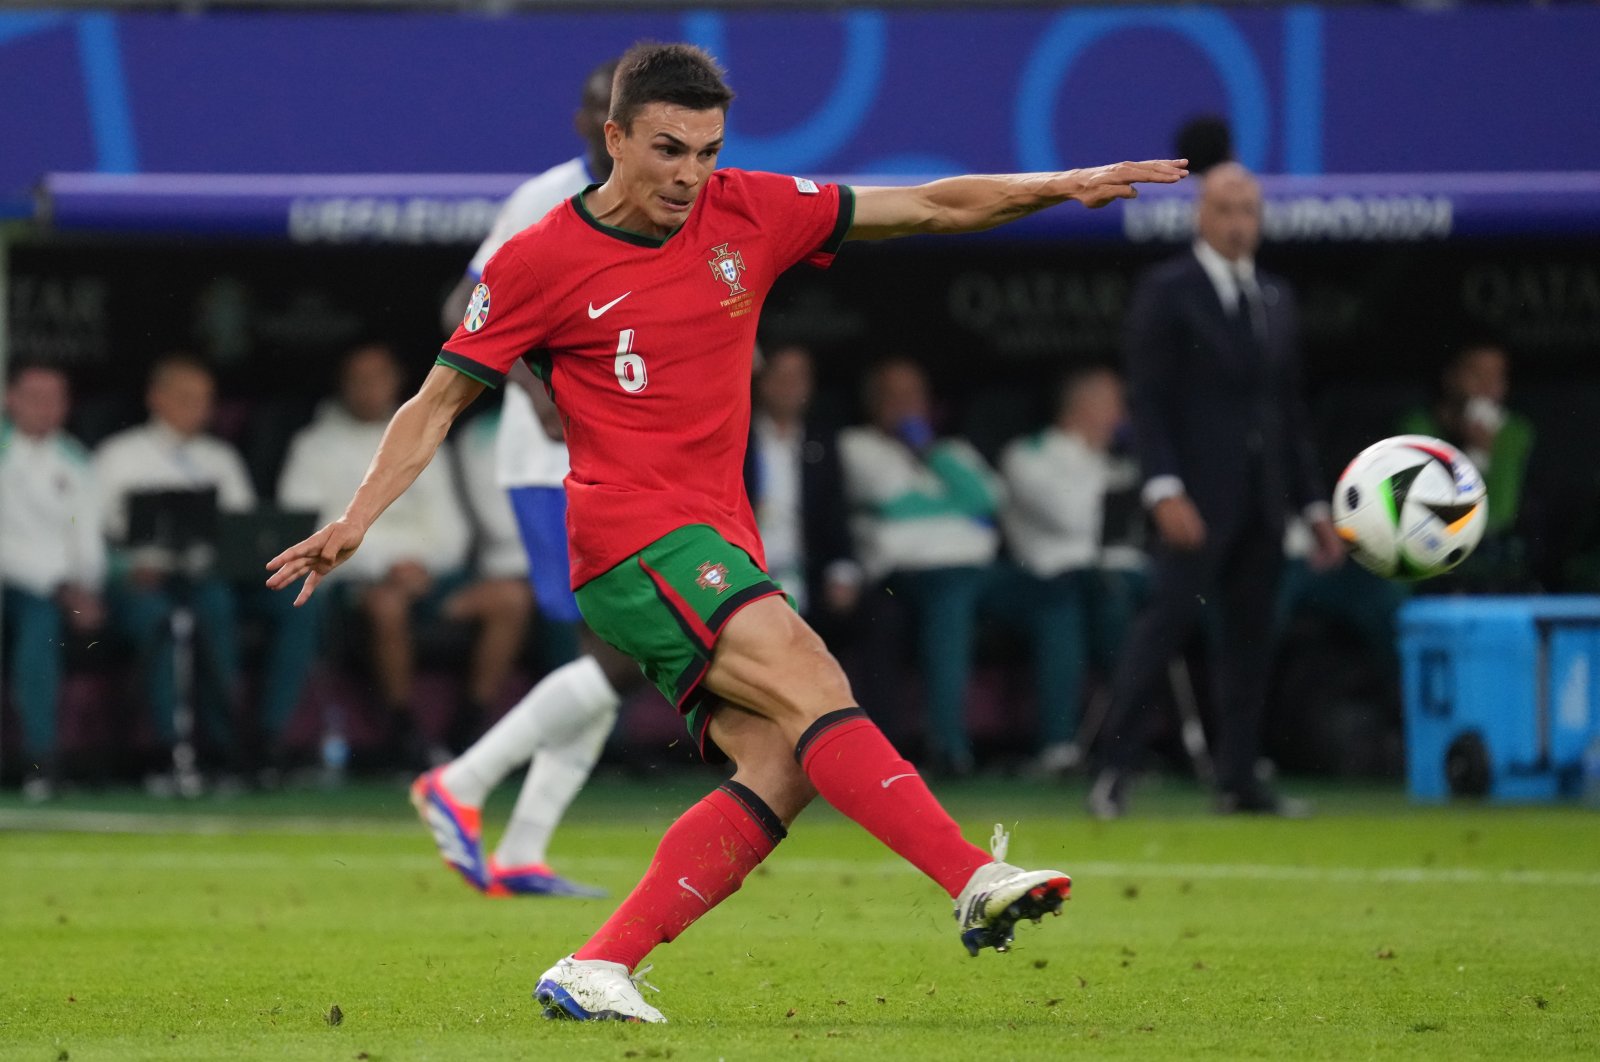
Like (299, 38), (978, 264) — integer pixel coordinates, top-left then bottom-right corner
(574, 524), (788, 763)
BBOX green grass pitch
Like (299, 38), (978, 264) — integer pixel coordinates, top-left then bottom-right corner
(3, 777), (1597, 1060)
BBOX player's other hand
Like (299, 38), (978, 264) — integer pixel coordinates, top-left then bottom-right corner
(265, 517), (367, 606)
(1152, 494), (1206, 551)
(1069, 159), (1189, 209)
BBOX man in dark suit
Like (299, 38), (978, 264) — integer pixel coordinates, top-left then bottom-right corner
(1089, 162), (1344, 818)
(747, 344), (861, 641)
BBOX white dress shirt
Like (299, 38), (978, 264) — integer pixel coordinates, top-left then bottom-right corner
(0, 423), (108, 596)
(276, 401), (469, 582)
(92, 420), (256, 542)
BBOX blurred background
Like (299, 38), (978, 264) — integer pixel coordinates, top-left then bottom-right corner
(3, 0), (1599, 804)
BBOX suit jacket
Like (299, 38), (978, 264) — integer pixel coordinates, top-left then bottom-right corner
(1123, 248), (1324, 538)
(744, 414), (855, 613)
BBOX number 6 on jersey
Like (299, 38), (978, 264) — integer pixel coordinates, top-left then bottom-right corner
(614, 329), (647, 393)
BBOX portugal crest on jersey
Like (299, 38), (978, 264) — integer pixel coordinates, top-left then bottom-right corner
(464, 283), (491, 332)
(695, 561), (733, 594)
(707, 244), (747, 296)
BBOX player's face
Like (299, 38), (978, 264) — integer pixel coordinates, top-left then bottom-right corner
(607, 103), (725, 236)
(757, 348), (814, 421)
(1196, 167), (1262, 262)
(1063, 372), (1125, 451)
(341, 346), (403, 422)
(4, 368), (69, 438)
(870, 363), (930, 432)
(148, 366), (214, 438)
(1450, 348), (1509, 404)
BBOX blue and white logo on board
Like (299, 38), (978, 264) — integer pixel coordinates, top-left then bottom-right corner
(464, 283), (491, 332)
(793, 176), (819, 195)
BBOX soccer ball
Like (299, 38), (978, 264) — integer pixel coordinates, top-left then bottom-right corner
(1331, 434), (1488, 580)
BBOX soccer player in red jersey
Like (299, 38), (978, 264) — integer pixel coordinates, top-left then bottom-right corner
(268, 42), (1187, 1022)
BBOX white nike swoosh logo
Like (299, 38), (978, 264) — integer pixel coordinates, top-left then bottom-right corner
(678, 876), (709, 906)
(587, 291), (632, 319)
(881, 773), (918, 789)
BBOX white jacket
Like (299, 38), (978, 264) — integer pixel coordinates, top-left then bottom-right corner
(277, 401), (470, 582)
(1000, 428), (1108, 578)
(93, 420), (255, 542)
(839, 427), (1001, 581)
(0, 423), (107, 596)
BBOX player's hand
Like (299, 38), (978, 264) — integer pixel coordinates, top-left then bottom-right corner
(1152, 494), (1206, 551)
(265, 517), (367, 606)
(824, 576), (861, 614)
(58, 585), (106, 632)
(1307, 517), (1347, 573)
(1067, 159), (1189, 210)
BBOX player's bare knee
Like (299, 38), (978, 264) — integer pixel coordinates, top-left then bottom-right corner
(491, 579), (534, 619)
(362, 584), (407, 618)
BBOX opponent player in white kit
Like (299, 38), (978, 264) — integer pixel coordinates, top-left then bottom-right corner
(412, 58), (643, 898)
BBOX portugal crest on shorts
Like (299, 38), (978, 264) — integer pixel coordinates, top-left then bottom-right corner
(707, 244), (747, 296)
(695, 561), (733, 594)
(463, 283), (491, 332)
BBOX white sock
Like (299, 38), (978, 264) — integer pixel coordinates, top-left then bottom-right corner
(441, 656), (620, 808)
(494, 700), (614, 868)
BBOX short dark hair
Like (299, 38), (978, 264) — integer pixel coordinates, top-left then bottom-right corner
(610, 42), (734, 132)
(1173, 115), (1233, 175)
(5, 358), (66, 389)
(861, 355), (925, 413)
(585, 58), (620, 98)
(1054, 364), (1118, 418)
(147, 350), (213, 389)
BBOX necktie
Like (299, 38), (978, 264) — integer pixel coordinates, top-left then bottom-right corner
(1233, 269), (1266, 346)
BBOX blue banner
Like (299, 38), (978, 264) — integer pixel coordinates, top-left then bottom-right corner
(41, 170), (1600, 244)
(4, 5), (1600, 206)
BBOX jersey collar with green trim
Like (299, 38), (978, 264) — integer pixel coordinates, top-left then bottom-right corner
(571, 184), (686, 249)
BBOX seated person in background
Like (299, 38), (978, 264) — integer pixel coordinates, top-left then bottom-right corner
(840, 357), (1001, 775)
(93, 353), (256, 773)
(1399, 341), (1535, 590)
(748, 344), (861, 641)
(453, 404), (539, 694)
(999, 366), (1141, 775)
(1, 363), (108, 799)
(278, 343), (530, 767)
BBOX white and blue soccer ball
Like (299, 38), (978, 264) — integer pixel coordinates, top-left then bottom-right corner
(1331, 434), (1488, 580)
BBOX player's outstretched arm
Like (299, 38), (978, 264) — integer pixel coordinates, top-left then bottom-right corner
(266, 365), (485, 605)
(846, 160), (1188, 241)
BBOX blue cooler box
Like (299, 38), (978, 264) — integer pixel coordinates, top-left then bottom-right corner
(1399, 596), (1600, 802)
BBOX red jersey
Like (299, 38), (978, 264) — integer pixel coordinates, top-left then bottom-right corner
(439, 168), (853, 587)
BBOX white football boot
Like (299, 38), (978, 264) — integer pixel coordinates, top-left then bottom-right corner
(535, 955), (667, 1023)
(953, 824), (1073, 956)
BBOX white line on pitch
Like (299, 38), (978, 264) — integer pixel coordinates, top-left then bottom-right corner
(2, 843), (1598, 889)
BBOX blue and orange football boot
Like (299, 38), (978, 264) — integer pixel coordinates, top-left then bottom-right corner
(486, 857), (608, 899)
(409, 767), (487, 892)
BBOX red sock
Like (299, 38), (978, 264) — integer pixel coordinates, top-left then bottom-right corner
(797, 709), (989, 897)
(574, 781), (783, 971)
